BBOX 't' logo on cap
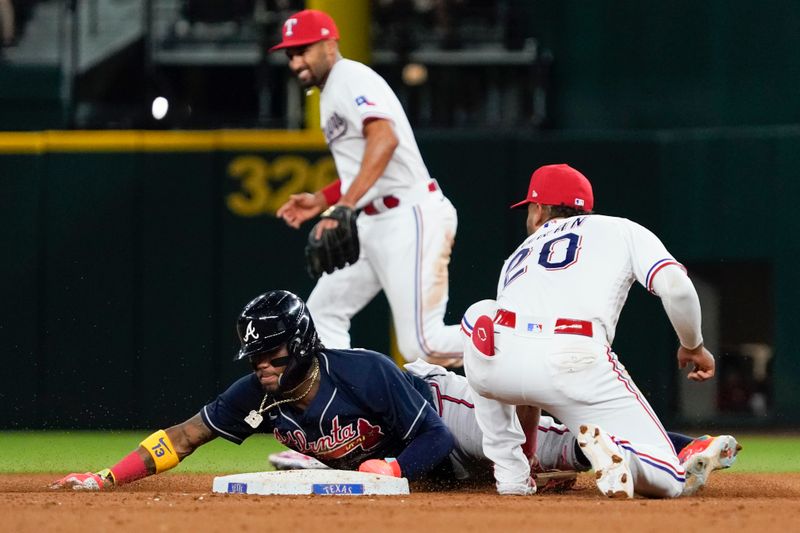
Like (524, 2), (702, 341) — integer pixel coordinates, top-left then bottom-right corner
(284, 18), (298, 36)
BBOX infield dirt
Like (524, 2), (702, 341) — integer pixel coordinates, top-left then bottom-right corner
(2, 473), (798, 533)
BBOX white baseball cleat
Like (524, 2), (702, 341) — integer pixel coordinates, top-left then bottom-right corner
(268, 450), (330, 470)
(577, 424), (634, 499)
(678, 435), (741, 496)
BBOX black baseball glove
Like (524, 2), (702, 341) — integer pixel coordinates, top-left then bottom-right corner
(305, 205), (360, 279)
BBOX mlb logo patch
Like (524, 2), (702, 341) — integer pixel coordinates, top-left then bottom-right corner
(575, 198), (585, 207)
(527, 323), (543, 333)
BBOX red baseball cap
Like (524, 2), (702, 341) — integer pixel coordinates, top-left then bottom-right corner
(510, 164), (594, 211)
(269, 9), (340, 52)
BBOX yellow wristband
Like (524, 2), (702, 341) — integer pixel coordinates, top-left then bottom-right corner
(95, 468), (116, 485)
(140, 430), (179, 473)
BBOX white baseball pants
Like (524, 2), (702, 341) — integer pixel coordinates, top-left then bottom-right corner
(462, 304), (686, 498)
(405, 359), (587, 479)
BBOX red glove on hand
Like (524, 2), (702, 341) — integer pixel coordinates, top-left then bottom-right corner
(358, 459), (402, 477)
(50, 471), (111, 491)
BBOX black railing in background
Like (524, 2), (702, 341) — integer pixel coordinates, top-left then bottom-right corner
(61, 0), (549, 129)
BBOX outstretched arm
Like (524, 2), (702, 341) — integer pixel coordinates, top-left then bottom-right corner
(51, 413), (217, 490)
(165, 413), (218, 461)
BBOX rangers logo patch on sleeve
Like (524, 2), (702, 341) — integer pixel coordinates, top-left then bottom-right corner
(355, 95), (376, 107)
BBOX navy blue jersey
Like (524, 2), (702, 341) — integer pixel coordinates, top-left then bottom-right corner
(201, 348), (452, 478)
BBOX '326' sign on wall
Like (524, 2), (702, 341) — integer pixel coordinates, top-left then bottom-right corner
(226, 154), (337, 217)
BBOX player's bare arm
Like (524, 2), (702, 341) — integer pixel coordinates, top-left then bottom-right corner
(50, 414), (218, 491)
(309, 119), (398, 240)
(338, 118), (398, 208)
(516, 405), (542, 465)
(166, 413), (218, 460)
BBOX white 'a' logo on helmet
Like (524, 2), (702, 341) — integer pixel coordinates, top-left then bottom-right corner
(244, 320), (260, 342)
(284, 18), (298, 36)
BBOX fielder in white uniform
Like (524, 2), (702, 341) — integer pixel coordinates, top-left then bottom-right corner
(462, 164), (716, 498)
(272, 9), (462, 366)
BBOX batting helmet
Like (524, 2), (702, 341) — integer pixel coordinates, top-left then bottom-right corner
(235, 290), (321, 394)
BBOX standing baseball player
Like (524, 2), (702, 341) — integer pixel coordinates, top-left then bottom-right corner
(51, 290), (738, 494)
(462, 164), (727, 498)
(272, 10), (462, 367)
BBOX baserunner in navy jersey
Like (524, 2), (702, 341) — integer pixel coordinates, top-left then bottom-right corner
(201, 342), (451, 477)
(50, 290), (739, 493)
(49, 290), (459, 489)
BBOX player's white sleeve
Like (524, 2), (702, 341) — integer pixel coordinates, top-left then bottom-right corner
(649, 266), (703, 350)
(624, 219), (685, 291)
(339, 62), (395, 125)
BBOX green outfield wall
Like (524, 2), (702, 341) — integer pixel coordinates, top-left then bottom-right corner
(1, 128), (797, 429)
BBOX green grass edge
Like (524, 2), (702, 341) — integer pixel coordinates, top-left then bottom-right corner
(0, 431), (287, 474)
(1, 432), (797, 474)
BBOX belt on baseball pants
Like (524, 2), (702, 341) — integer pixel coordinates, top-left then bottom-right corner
(494, 309), (594, 338)
(362, 180), (439, 216)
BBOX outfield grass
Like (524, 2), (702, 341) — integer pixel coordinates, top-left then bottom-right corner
(0, 431), (287, 474)
(0, 432), (797, 474)
(728, 435), (800, 473)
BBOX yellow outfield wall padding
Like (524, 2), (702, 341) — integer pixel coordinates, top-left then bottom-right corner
(0, 130), (327, 153)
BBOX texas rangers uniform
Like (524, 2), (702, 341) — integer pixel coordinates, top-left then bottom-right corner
(306, 58), (462, 364)
(463, 214), (692, 497)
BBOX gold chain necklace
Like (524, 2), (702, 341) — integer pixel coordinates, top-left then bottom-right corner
(243, 358), (320, 429)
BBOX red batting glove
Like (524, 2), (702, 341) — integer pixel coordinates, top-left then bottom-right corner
(50, 471), (111, 491)
(358, 459), (402, 477)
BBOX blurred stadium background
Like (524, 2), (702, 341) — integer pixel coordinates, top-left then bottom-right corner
(1, 0), (798, 434)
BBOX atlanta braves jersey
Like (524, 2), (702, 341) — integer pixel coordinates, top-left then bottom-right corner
(200, 348), (452, 480)
(319, 58), (432, 208)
